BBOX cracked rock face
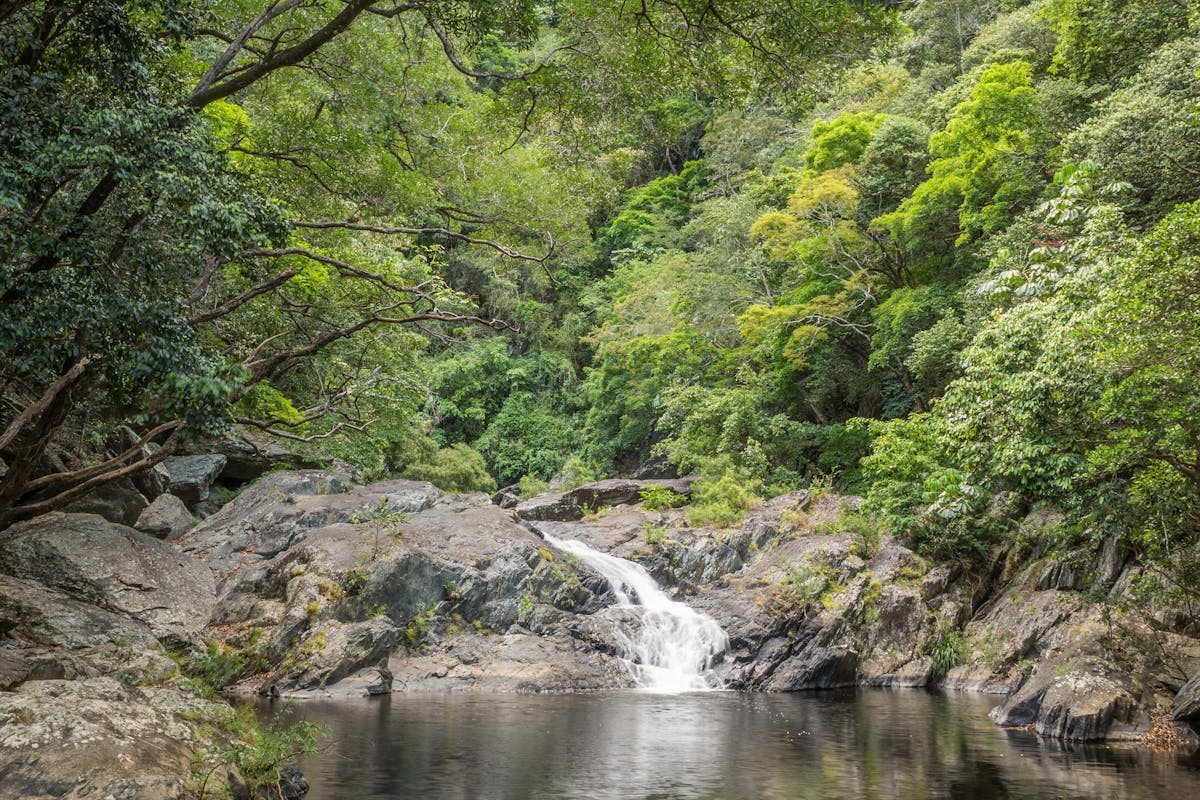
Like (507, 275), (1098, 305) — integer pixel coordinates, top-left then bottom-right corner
(0, 512), (215, 648)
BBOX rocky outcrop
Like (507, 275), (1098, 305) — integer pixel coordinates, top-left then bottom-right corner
(632, 455), (677, 479)
(205, 437), (317, 483)
(4, 457), (1193, 800)
(514, 478), (695, 522)
(267, 618), (401, 691)
(382, 627), (630, 694)
(176, 471), (630, 696)
(0, 512), (215, 647)
(163, 453), (227, 512)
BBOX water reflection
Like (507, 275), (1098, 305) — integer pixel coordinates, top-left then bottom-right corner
(274, 690), (1200, 800)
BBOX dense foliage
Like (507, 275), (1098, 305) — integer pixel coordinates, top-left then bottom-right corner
(3, 0), (1199, 603)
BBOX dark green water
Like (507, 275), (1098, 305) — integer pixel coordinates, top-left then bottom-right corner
(273, 690), (1200, 800)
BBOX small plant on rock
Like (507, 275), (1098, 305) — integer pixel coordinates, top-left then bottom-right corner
(642, 522), (668, 545)
(192, 705), (320, 799)
(929, 626), (967, 681)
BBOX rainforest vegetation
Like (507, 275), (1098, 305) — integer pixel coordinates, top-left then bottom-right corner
(2, 0), (1199, 600)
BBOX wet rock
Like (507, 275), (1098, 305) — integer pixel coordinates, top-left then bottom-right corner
(0, 677), (216, 800)
(0, 513), (215, 647)
(277, 763), (310, 800)
(766, 642), (859, 690)
(61, 477), (148, 527)
(134, 493), (195, 540)
(1174, 671), (1200, 721)
(990, 656), (1145, 741)
(163, 453), (227, 512)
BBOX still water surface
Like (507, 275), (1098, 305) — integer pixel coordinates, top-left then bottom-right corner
(279, 690), (1200, 800)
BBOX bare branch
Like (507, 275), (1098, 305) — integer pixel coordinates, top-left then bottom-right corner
(232, 416), (371, 442)
(244, 308), (513, 386)
(0, 355), (95, 453)
(370, 1), (577, 81)
(24, 420), (182, 494)
(290, 220), (557, 267)
(189, 267), (301, 325)
(241, 246), (424, 295)
(184, 0), (382, 109)
(191, 0), (305, 98)
(0, 426), (184, 526)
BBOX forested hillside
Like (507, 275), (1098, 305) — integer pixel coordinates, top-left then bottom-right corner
(2, 0), (1199, 604)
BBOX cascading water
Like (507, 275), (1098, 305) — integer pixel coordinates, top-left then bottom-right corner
(541, 533), (728, 692)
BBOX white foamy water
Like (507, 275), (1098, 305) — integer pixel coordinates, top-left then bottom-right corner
(541, 533), (728, 692)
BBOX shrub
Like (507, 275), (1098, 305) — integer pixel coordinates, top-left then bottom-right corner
(214, 705), (321, 793)
(186, 639), (246, 689)
(639, 484), (686, 511)
(518, 474), (549, 498)
(402, 443), (497, 493)
(685, 470), (757, 528)
(557, 456), (598, 491)
(812, 506), (882, 558)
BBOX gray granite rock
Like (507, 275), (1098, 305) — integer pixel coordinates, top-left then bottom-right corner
(134, 493), (195, 540)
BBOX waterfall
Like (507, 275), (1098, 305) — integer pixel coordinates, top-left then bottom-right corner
(541, 533), (728, 692)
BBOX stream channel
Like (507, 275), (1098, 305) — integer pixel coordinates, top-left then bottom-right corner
(268, 536), (1200, 799)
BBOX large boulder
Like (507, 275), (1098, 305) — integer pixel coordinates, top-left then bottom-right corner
(385, 628), (632, 694)
(0, 513), (215, 647)
(1174, 670), (1200, 722)
(61, 478), (148, 527)
(134, 493), (195, 540)
(0, 678), (214, 800)
(196, 436), (317, 483)
(0, 574), (158, 651)
(195, 473), (634, 696)
(162, 453), (227, 512)
(989, 656), (1145, 740)
(987, 610), (1150, 741)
